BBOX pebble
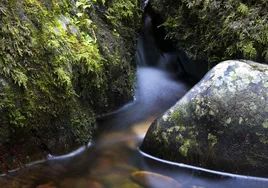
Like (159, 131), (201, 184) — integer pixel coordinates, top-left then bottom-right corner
(131, 171), (181, 188)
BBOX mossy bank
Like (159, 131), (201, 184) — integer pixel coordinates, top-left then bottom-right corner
(0, 0), (141, 172)
(149, 0), (268, 67)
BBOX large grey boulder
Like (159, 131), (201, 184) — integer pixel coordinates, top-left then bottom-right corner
(141, 60), (268, 177)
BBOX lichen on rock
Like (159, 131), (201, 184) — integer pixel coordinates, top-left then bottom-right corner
(141, 60), (268, 177)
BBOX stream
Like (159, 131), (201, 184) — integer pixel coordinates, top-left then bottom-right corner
(0, 122), (268, 188)
(0, 2), (268, 188)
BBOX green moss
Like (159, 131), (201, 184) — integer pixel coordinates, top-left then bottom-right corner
(1, 0), (103, 131)
(263, 120), (268, 129)
(170, 108), (183, 123)
(208, 133), (217, 147)
(259, 137), (268, 144)
(0, 0), (140, 169)
(161, 132), (169, 144)
(178, 139), (198, 157)
(179, 139), (190, 157)
(167, 125), (186, 132)
(162, 107), (200, 158)
(105, 0), (140, 30)
(175, 134), (184, 143)
(150, 0), (268, 67)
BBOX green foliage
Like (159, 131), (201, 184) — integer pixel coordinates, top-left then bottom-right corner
(105, 0), (141, 33)
(151, 0), (268, 67)
(0, 0), (103, 134)
(0, 0), (139, 162)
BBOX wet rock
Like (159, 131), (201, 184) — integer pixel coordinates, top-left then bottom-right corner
(131, 171), (180, 188)
(36, 182), (57, 188)
(0, 0), (140, 173)
(141, 60), (268, 177)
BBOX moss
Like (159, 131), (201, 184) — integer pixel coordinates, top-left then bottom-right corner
(1, 0), (104, 135)
(175, 134), (184, 143)
(142, 60), (268, 177)
(0, 0), (140, 170)
(208, 133), (217, 147)
(167, 125), (186, 132)
(259, 137), (268, 144)
(170, 108), (183, 123)
(263, 120), (268, 129)
(105, 0), (141, 31)
(161, 132), (169, 144)
(179, 139), (190, 157)
(150, 0), (268, 67)
(178, 138), (199, 157)
(152, 121), (161, 137)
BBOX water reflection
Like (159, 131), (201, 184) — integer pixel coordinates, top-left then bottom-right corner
(1, 119), (268, 188)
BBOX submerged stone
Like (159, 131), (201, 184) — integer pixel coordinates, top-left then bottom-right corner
(141, 60), (268, 177)
(131, 171), (180, 188)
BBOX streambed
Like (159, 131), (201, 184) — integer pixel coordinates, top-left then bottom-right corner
(0, 121), (268, 188)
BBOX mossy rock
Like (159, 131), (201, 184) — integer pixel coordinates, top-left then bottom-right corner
(0, 0), (140, 172)
(141, 60), (268, 177)
(149, 0), (268, 67)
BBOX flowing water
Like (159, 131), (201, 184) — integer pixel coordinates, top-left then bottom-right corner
(0, 120), (268, 188)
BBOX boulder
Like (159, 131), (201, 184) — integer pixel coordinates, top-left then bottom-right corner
(141, 60), (268, 177)
(0, 0), (140, 172)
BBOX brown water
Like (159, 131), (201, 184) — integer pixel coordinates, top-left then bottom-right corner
(0, 120), (268, 188)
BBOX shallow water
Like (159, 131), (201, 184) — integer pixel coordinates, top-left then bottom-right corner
(0, 120), (268, 188)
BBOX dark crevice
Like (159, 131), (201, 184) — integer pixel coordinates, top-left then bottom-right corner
(137, 3), (208, 86)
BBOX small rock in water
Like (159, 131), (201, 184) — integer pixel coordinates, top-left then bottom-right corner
(36, 182), (57, 188)
(131, 171), (181, 188)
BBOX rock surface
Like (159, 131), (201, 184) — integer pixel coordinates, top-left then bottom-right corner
(131, 171), (180, 188)
(141, 60), (268, 177)
(149, 0), (268, 66)
(0, 0), (140, 172)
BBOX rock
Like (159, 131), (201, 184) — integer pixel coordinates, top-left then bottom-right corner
(0, 0), (140, 173)
(141, 60), (268, 177)
(149, 0), (268, 65)
(131, 171), (180, 188)
(36, 182), (57, 188)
